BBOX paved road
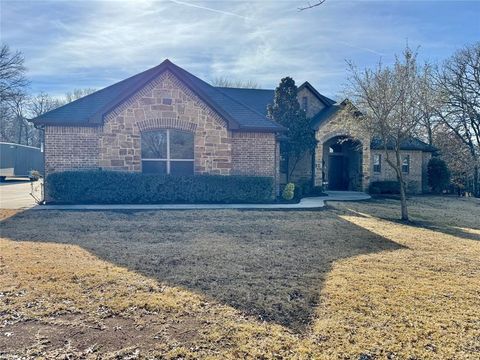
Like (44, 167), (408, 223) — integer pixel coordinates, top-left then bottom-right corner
(0, 180), (39, 209)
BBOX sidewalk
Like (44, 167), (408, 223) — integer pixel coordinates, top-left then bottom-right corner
(28, 191), (371, 211)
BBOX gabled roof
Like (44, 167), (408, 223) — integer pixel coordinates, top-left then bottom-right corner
(371, 137), (437, 152)
(311, 104), (342, 130)
(215, 87), (274, 116)
(31, 60), (285, 132)
(298, 81), (336, 107)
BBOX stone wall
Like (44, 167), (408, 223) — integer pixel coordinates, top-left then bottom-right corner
(297, 87), (325, 118)
(370, 149), (429, 194)
(314, 108), (371, 190)
(99, 71), (232, 175)
(44, 126), (100, 177)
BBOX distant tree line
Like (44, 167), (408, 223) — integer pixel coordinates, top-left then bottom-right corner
(0, 44), (96, 147)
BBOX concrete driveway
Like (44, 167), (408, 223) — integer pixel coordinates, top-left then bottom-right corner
(0, 179), (39, 209)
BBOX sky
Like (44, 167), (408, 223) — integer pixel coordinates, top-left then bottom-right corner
(1, 0), (479, 100)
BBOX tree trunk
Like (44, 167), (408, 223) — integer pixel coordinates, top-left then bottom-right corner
(395, 149), (409, 221)
(474, 164), (479, 198)
(399, 178), (409, 221)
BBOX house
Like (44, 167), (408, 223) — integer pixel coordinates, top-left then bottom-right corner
(31, 59), (435, 196)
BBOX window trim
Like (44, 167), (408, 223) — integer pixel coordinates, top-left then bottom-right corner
(402, 155), (410, 173)
(141, 129), (194, 175)
(373, 153), (381, 173)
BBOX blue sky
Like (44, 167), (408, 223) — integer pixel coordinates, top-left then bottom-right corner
(1, 0), (479, 100)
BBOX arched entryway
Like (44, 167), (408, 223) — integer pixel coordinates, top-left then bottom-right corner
(322, 136), (363, 191)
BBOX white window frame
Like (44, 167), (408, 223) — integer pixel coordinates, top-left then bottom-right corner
(373, 154), (381, 173)
(141, 129), (194, 175)
(402, 155), (410, 173)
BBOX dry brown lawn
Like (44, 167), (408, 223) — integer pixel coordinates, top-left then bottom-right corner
(0, 196), (479, 359)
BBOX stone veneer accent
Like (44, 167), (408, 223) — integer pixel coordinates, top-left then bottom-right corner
(314, 108), (431, 193)
(314, 108), (371, 191)
(44, 126), (100, 177)
(370, 149), (431, 194)
(99, 71), (232, 175)
(43, 71), (280, 187)
(297, 87), (325, 118)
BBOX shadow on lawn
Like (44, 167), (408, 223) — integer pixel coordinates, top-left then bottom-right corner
(0, 209), (405, 332)
(331, 197), (480, 242)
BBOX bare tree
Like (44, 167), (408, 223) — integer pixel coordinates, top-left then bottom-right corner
(435, 42), (480, 197)
(433, 124), (476, 194)
(417, 63), (441, 145)
(0, 44), (28, 103)
(0, 44), (33, 145)
(64, 88), (96, 104)
(298, 0), (326, 11)
(29, 92), (62, 118)
(345, 46), (424, 221)
(212, 77), (259, 89)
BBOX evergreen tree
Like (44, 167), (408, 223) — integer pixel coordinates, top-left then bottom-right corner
(267, 77), (317, 181)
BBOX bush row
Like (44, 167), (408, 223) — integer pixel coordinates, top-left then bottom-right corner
(46, 170), (274, 204)
(368, 181), (400, 194)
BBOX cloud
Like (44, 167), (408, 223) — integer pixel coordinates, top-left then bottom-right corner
(1, 0), (479, 97)
(168, 0), (249, 19)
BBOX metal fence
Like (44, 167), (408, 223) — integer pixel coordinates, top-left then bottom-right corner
(0, 142), (44, 179)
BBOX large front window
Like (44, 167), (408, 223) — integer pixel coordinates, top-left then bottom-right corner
(141, 129), (194, 175)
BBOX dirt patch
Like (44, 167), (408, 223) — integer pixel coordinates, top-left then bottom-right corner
(0, 314), (204, 357)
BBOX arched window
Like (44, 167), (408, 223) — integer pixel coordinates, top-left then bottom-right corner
(141, 129), (194, 175)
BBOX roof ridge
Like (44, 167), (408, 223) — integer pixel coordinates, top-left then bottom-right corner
(32, 62), (163, 122)
(215, 87), (274, 92)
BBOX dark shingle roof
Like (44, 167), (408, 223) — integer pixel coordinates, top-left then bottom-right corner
(31, 60), (284, 132)
(215, 87), (274, 116)
(371, 137), (437, 152)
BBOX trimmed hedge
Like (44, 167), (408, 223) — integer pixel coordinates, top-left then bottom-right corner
(369, 180), (400, 194)
(46, 170), (274, 204)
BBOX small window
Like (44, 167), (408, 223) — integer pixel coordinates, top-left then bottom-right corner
(141, 129), (194, 175)
(302, 96), (308, 112)
(373, 154), (381, 173)
(402, 155), (410, 173)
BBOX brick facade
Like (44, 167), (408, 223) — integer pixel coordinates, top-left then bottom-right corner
(232, 132), (277, 177)
(43, 71), (279, 188)
(44, 126), (100, 176)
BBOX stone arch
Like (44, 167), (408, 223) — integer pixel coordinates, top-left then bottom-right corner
(315, 131), (370, 191)
(137, 118), (197, 133)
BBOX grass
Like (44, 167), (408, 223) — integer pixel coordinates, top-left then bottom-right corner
(0, 196), (479, 358)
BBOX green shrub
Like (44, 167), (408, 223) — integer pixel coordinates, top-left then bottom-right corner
(282, 183), (295, 200)
(428, 157), (450, 193)
(369, 181), (400, 194)
(46, 170), (274, 204)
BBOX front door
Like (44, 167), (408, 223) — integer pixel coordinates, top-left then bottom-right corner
(328, 155), (348, 190)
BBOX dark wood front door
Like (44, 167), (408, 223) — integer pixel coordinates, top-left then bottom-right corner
(328, 155), (348, 190)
